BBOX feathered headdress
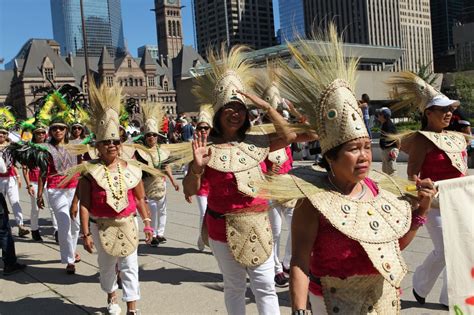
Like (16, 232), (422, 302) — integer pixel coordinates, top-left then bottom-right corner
(192, 45), (255, 119)
(197, 104), (214, 127)
(276, 23), (364, 154)
(253, 65), (283, 110)
(87, 81), (122, 141)
(0, 107), (16, 132)
(37, 90), (75, 126)
(70, 105), (90, 127)
(141, 102), (165, 135)
(387, 71), (459, 113)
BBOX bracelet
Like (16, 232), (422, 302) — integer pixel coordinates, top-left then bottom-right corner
(190, 165), (204, 176)
(292, 310), (308, 315)
(411, 212), (428, 228)
(142, 218), (151, 223)
(81, 232), (92, 239)
(143, 226), (154, 233)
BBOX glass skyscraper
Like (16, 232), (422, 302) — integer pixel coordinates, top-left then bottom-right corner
(51, 0), (125, 57)
(278, 0), (305, 43)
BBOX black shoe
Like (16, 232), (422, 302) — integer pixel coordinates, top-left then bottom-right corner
(31, 230), (43, 242)
(283, 266), (290, 277)
(275, 272), (289, 287)
(54, 231), (59, 244)
(4, 263), (27, 276)
(413, 289), (426, 305)
(66, 264), (75, 275)
(150, 237), (159, 247)
(156, 236), (167, 244)
(18, 226), (30, 238)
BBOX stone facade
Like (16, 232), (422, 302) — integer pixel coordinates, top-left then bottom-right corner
(0, 39), (204, 124)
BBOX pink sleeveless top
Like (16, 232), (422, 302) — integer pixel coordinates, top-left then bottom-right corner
(420, 148), (466, 182)
(264, 146), (294, 175)
(309, 178), (380, 296)
(46, 161), (78, 189)
(29, 168), (40, 183)
(0, 167), (16, 178)
(204, 163), (268, 242)
(197, 176), (209, 197)
(89, 178), (137, 218)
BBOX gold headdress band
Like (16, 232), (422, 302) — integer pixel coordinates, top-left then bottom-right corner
(277, 24), (366, 154)
(197, 104), (214, 127)
(253, 64), (283, 110)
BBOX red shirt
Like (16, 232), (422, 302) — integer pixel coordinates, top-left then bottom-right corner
(0, 167), (16, 178)
(264, 146), (293, 175)
(89, 178), (137, 218)
(204, 163), (268, 242)
(29, 168), (40, 183)
(420, 148), (466, 182)
(309, 178), (380, 296)
(197, 176), (209, 197)
(46, 161), (78, 189)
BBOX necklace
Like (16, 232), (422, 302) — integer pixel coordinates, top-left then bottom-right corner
(328, 176), (367, 200)
(103, 162), (126, 201)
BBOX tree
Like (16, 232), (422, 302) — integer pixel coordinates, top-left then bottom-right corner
(454, 74), (474, 114)
(413, 61), (439, 86)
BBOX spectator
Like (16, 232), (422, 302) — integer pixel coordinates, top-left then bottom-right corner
(376, 107), (399, 175)
(181, 119), (194, 142)
(446, 107), (471, 135)
(359, 93), (372, 138)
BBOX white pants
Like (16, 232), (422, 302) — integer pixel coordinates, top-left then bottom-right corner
(90, 219), (140, 302)
(0, 177), (24, 226)
(209, 239), (280, 315)
(309, 293), (328, 315)
(413, 207), (448, 305)
(48, 188), (79, 264)
(149, 196), (167, 237)
(196, 195), (207, 232)
(30, 182), (57, 231)
(269, 204), (293, 274)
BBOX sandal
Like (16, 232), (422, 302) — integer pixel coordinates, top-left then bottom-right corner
(74, 253), (81, 263)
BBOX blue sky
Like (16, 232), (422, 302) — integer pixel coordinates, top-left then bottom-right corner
(0, 0), (280, 69)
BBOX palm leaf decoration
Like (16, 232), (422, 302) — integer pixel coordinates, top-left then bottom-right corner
(4, 142), (50, 177)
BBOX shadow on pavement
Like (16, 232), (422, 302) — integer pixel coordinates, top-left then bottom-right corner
(0, 297), (102, 314)
(137, 244), (213, 257)
(139, 267), (222, 285)
(0, 265), (99, 285)
(401, 299), (449, 311)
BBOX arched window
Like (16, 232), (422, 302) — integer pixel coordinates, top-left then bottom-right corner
(129, 78), (133, 86)
(163, 81), (169, 91)
(135, 79), (138, 86)
(172, 21), (176, 36)
(168, 21), (172, 36)
(177, 21), (181, 37)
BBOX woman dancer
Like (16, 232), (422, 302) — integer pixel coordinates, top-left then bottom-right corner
(388, 72), (469, 307)
(255, 25), (437, 314)
(69, 82), (154, 315)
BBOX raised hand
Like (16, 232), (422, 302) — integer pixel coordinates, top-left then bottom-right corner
(414, 175), (437, 214)
(192, 132), (212, 170)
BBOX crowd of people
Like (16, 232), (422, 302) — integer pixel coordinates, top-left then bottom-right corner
(0, 24), (472, 315)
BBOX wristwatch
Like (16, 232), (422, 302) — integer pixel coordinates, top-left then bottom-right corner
(292, 310), (307, 315)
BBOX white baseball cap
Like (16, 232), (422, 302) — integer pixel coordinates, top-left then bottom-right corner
(426, 95), (460, 109)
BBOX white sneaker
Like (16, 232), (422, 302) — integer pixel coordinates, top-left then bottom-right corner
(107, 301), (121, 315)
(197, 237), (205, 251)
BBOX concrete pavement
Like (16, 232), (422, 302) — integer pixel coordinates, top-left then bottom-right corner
(1, 161), (470, 315)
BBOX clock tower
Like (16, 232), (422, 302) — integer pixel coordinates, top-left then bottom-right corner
(154, 0), (183, 59)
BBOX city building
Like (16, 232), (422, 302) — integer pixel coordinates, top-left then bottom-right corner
(278, 0), (305, 43)
(454, 22), (474, 70)
(0, 39), (204, 122)
(303, 0), (433, 72)
(50, 0), (126, 57)
(138, 45), (160, 60)
(153, 0), (183, 59)
(193, 0), (277, 57)
(430, 0), (464, 72)
(461, 0), (474, 23)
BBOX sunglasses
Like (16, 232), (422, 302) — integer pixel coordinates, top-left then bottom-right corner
(100, 139), (121, 146)
(146, 133), (159, 138)
(0, 132), (7, 136)
(196, 126), (210, 131)
(51, 126), (66, 132)
(34, 131), (47, 135)
(430, 106), (455, 113)
(72, 126), (83, 130)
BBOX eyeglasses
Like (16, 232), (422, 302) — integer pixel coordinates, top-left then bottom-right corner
(196, 126), (210, 131)
(430, 106), (455, 113)
(145, 133), (159, 138)
(51, 126), (66, 132)
(100, 139), (121, 146)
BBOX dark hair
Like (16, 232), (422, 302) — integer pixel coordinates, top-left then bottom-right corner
(48, 128), (69, 145)
(361, 94), (370, 103)
(210, 106), (251, 140)
(318, 143), (344, 172)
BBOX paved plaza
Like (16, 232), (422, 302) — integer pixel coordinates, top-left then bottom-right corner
(1, 161), (470, 315)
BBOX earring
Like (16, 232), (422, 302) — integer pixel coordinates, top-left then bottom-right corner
(329, 163), (336, 177)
